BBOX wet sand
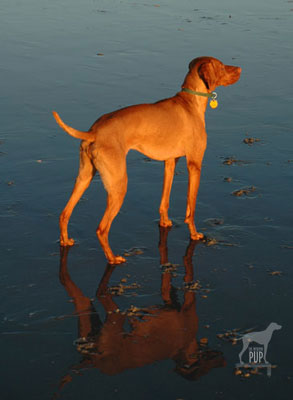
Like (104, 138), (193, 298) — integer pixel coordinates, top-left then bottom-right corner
(1, 0), (292, 398)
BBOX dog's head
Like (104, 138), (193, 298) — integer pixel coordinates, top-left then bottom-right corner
(189, 57), (241, 91)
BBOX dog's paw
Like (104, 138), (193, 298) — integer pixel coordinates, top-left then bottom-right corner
(108, 255), (126, 265)
(159, 218), (173, 228)
(190, 232), (204, 241)
(60, 237), (75, 247)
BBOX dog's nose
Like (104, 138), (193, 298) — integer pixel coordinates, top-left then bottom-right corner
(225, 65), (242, 76)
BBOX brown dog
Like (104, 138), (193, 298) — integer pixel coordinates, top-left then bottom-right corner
(53, 56), (241, 264)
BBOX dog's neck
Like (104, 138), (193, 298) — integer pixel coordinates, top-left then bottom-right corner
(182, 72), (210, 93)
(178, 81), (210, 115)
(179, 71), (215, 115)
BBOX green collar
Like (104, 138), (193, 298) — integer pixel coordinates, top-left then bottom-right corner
(181, 87), (217, 100)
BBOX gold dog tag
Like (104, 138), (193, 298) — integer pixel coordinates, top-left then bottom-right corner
(210, 99), (218, 109)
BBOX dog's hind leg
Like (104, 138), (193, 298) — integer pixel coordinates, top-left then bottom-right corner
(95, 154), (128, 264)
(159, 157), (179, 227)
(60, 142), (96, 246)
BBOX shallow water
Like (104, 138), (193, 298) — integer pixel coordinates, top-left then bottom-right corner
(1, 0), (293, 399)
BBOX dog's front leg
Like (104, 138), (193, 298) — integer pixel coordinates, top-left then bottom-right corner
(184, 158), (204, 240)
(159, 158), (179, 227)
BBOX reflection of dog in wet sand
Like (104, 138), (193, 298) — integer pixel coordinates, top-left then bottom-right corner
(239, 322), (282, 364)
(57, 227), (225, 394)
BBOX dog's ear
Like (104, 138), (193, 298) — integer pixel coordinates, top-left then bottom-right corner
(188, 59), (198, 71)
(198, 62), (216, 90)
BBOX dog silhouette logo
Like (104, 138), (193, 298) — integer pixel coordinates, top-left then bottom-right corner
(238, 322), (282, 365)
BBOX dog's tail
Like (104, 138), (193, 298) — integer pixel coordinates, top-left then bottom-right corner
(52, 111), (95, 142)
